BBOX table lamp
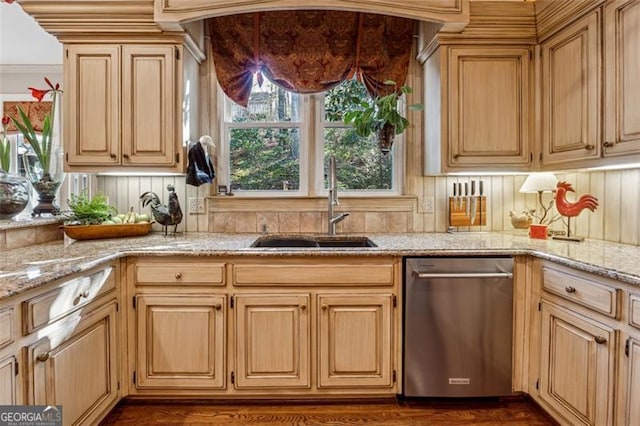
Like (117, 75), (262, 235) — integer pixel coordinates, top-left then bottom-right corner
(519, 172), (558, 225)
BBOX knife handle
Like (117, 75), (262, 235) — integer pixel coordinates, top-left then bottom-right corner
(453, 182), (457, 197)
(479, 180), (484, 196)
(464, 182), (469, 196)
(471, 180), (476, 196)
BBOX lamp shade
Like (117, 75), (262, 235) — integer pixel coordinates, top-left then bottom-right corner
(519, 172), (558, 193)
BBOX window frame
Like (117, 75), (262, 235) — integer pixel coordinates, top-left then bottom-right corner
(216, 83), (404, 197)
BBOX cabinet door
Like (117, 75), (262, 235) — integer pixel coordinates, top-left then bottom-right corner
(317, 294), (393, 388)
(541, 11), (601, 165)
(64, 45), (121, 167)
(604, 0), (640, 157)
(28, 301), (118, 426)
(135, 294), (225, 389)
(234, 294), (310, 389)
(448, 47), (531, 168)
(0, 355), (17, 405)
(122, 45), (178, 167)
(625, 337), (640, 426)
(539, 302), (615, 426)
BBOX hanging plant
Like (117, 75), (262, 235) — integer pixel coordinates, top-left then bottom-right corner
(343, 80), (423, 153)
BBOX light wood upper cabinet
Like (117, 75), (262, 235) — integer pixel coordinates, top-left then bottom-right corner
(28, 301), (118, 426)
(424, 45), (533, 173)
(448, 47), (532, 168)
(64, 45), (121, 166)
(540, 10), (602, 166)
(603, 0), (640, 158)
(135, 294), (226, 389)
(539, 301), (615, 425)
(234, 294), (310, 389)
(317, 294), (393, 389)
(64, 44), (183, 172)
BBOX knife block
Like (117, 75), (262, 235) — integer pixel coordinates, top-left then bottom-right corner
(449, 196), (486, 227)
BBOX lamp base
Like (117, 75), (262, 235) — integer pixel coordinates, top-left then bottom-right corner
(552, 235), (584, 242)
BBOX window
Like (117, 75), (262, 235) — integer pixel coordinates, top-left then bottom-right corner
(220, 78), (400, 196)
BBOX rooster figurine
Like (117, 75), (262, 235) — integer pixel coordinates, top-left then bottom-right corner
(554, 181), (598, 241)
(140, 184), (183, 235)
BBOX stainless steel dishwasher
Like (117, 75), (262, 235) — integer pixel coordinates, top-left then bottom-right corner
(403, 257), (514, 397)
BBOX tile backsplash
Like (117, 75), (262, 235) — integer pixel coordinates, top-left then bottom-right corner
(97, 167), (640, 246)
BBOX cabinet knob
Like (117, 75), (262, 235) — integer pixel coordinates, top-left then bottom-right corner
(584, 144), (595, 151)
(300, 304), (307, 311)
(453, 154), (460, 160)
(321, 304), (328, 311)
(603, 141), (614, 148)
(123, 153), (130, 159)
(110, 153), (117, 159)
(595, 336), (607, 345)
(80, 290), (90, 298)
(36, 352), (50, 362)
(214, 304), (222, 311)
(175, 272), (182, 279)
(564, 286), (576, 293)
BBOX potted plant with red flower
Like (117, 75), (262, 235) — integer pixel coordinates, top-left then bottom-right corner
(10, 77), (64, 216)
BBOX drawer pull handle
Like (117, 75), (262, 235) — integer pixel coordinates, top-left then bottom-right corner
(584, 144), (595, 151)
(80, 290), (90, 298)
(300, 304), (307, 311)
(214, 304), (222, 311)
(36, 352), (50, 362)
(175, 273), (182, 279)
(603, 141), (614, 148)
(321, 304), (328, 311)
(565, 286), (576, 293)
(595, 336), (607, 344)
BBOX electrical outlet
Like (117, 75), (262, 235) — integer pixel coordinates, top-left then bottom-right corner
(423, 197), (435, 214)
(188, 197), (205, 214)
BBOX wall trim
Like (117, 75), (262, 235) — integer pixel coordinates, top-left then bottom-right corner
(0, 64), (63, 74)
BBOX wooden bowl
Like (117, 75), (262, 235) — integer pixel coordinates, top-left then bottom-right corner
(62, 222), (153, 240)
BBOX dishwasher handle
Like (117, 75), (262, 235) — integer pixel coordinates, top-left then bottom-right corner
(415, 271), (513, 279)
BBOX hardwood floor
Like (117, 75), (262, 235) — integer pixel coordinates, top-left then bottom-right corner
(101, 397), (556, 425)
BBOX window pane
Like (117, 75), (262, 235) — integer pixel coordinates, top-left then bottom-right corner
(324, 128), (392, 190)
(231, 79), (300, 123)
(229, 127), (300, 191)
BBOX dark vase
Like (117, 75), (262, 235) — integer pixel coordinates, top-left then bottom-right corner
(0, 172), (29, 220)
(376, 123), (396, 154)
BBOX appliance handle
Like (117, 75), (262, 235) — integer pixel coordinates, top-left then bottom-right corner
(415, 272), (513, 279)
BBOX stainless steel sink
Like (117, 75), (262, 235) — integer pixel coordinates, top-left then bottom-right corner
(250, 236), (377, 248)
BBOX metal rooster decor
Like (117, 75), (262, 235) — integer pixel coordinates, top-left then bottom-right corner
(140, 184), (183, 235)
(553, 181), (599, 242)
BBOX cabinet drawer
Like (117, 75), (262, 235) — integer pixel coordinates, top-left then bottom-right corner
(631, 294), (640, 330)
(542, 267), (619, 317)
(233, 263), (394, 286)
(135, 263), (225, 286)
(0, 307), (15, 349)
(23, 266), (115, 334)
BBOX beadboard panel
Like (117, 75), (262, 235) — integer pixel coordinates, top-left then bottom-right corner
(97, 167), (639, 245)
(96, 176), (210, 232)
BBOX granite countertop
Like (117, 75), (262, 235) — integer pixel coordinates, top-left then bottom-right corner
(1, 231), (640, 300)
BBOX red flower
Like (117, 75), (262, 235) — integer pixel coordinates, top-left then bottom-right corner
(1, 115), (9, 127)
(28, 87), (51, 102)
(3, 0), (16, 4)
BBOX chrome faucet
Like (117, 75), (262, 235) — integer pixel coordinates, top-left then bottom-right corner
(328, 156), (349, 235)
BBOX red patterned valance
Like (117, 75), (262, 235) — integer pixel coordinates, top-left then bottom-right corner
(208, 11), (415, 107)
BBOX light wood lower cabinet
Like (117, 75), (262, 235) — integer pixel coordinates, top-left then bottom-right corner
(135, 294), (226, 389)
(317, 294), (393, 388)
(624, 336), (640, 425)
(539, 301), (615, 425)
(0, 355), (18, 405)
(234, 294), (310, 389)
(28, 300), (118, 426)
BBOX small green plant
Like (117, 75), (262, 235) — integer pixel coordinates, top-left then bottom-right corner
(66, 191), (116, 225)
(343, 80), (423, 144)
